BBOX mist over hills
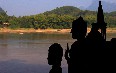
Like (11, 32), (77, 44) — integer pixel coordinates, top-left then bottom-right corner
(85, 0), (116, 12)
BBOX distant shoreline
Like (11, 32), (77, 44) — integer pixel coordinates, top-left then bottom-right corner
(0, 28), (116, 34)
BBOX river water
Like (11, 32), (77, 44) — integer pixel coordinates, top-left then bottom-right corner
(0, 33), (115, 73)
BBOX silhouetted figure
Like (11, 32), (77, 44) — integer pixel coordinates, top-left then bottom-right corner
(85, 1), (106, 72)
(48, 43), (63, 73)
(97, 1), (107, 41)
(65, 16), (87, 73)
(86, 23), (105, 43)
(86, 23), (105, 72)
(86, 1), (106, 44)
(64, 1), (115, 73)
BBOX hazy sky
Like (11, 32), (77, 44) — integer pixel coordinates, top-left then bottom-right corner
(0, 0), (116, 16)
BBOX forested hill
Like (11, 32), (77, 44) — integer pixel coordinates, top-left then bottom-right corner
(44, 6), (116, 16)
(44, 6), (83, 16)
(44, 6), (97, 17)
(0, 6), (116, 29)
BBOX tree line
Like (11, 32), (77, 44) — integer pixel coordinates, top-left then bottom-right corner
(0, 6), (116, 29)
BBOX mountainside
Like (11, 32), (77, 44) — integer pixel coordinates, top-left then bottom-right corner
(44, 6), (97, 17)
(0, 5), (116, 29)
(86, 0), (116, 12)
(43, 6), (116, 15)
(0, 7), (5, 13)
(44, 6), (81, 16)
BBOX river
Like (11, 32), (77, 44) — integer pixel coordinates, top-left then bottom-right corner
(0, 33), (115, 73)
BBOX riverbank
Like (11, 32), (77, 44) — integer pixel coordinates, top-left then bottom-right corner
(0, 28), (116, 33)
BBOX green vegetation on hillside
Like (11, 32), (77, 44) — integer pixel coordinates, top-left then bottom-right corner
(0, 6), (116, 29)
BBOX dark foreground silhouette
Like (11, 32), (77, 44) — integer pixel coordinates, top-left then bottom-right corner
(65, 16), (87, 73)
(48, 43), (63, 73)
(48, 1), (116, 73)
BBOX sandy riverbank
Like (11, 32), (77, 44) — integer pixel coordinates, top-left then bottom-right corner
(0, 28), (116, 33)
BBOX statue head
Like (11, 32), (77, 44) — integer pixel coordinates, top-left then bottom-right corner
(48, 43), (63, 65)
(71, 16), (87, 40)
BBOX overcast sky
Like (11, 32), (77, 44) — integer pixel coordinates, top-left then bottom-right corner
(0, 0), (116, 17)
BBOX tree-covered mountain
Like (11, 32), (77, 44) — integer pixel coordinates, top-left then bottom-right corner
(44, 6), (82, 16)
(0, 6), (116, 29)
(44, 6), (97, 17)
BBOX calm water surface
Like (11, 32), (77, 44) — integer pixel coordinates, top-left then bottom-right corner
(0, 32), (115, 73)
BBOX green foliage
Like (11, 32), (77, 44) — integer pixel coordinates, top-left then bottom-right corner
(0, 6), (116, 29)
(44, 6), (82, 17)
